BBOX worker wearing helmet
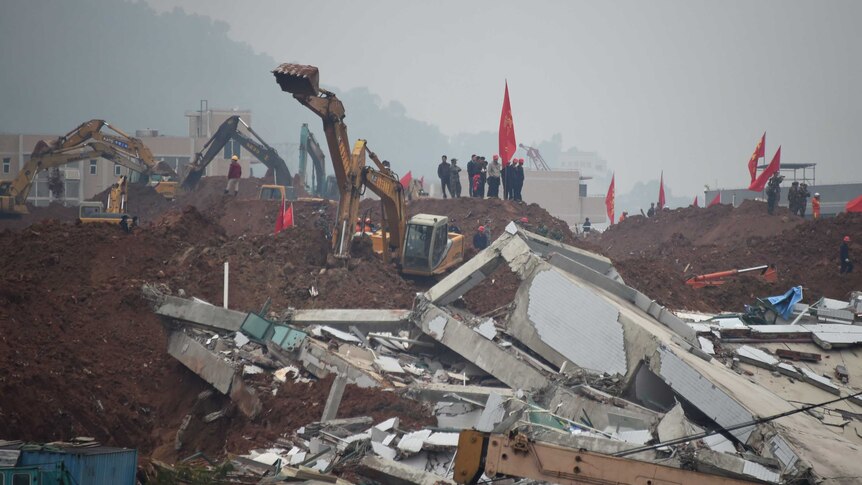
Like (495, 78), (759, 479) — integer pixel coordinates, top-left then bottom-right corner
(812, 193), (821, 219)
(225, 155), (242, 196)
(473, 225), (489, 250)
(840, 236), (853, 274)
(364, 217), (374, 233)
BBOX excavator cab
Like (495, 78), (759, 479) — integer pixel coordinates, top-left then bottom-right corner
(400, 214), (465, 276)
(259, 185), (296, 201)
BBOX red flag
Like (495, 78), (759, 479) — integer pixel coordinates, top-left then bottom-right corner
(846, 194), (862, 213)
(400, 171), (412, 189)
(747, 133), (766, 183)
(605, 173), (615, 224)
(658, 171), (666, 209)
(283, 203), (294, 228)
(498, 81), (517, 166)
(274, 194), (285, 235)
(708, 191), (721, 207)
(748, 146), (781, 192)
(693, 195), (699, 208)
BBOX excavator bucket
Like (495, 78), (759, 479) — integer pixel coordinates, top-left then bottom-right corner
(272, 63), (320, 96)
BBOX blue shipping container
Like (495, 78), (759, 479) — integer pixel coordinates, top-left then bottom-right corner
(17, 446), (137, 485)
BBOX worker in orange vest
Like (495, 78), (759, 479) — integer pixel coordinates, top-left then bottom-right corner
(354, 217), (363, 233)
(812, 193), (821, 219)
(364, 217), (374, 233)
(619, 211), (628, 222)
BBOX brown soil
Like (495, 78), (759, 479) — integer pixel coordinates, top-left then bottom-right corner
(584, 200), (862, 312)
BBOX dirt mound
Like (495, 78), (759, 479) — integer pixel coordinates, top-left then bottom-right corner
(587, 204), (862, 312)
(0, 203), (78, 231)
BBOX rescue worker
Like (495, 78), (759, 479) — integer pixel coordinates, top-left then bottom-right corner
(354, 217), (363, 233)
(765, 173), (784, 215)
(466, 155), (478, 197)
(225, 155), (242, 196)
(619, 211), (628, 222)
(512, 159), (525, 201)
(647, 203), (656, 218)
(473, 226), (489, 250)
(797, 183), (810, 217)
(437, 155), (450, 199)
(119, 215), (131, 234)
(583, 217), (592, 233)
(840, 236), (853, 274)
(812, 193), (822, 219)
(449, 158), (462, 198)
(502, 157), (513, 200)
(487, 156), (501, 198)
(787, 181), (800, 215)
(474, 157), (487, 198)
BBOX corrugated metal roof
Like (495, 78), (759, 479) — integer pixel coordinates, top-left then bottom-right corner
(767, 435), (799, 472)
(658, 348), (755, 443)
(0, 449), (20, 467)
(526, 269), (627, 375)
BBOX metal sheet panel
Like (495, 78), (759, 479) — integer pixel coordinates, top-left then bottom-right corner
(18, 448), (137, 485)
(0, 449), (19, 467)
(658, 348), (755, 443)
(742, 460), (781, 483)
(526, 269), (626, 375)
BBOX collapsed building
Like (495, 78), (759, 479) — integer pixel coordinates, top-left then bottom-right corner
(146, 221), (862, 484)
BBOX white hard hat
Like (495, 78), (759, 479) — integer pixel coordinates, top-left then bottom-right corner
(814, 192), (820, 197)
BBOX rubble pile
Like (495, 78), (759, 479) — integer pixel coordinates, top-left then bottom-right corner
(591, 200), (862, 311)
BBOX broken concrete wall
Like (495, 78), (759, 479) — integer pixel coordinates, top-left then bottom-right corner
(413, 298), (551, 391)
(506, 264), (628, 375)
(298, 339), (386, 388)
(548, 386), (661, 434)
(166, 331), (261, 418)
(157, 295), (247, 332)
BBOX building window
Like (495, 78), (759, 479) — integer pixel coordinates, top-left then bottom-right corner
(114, 164), (122, 176)
(12, 473), (32, 485)
(89, 159), (98, 175)
(2, 157), (9, 174)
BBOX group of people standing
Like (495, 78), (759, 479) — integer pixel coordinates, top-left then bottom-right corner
(765, 173), (821, 219)
(437, 155), (526, 201)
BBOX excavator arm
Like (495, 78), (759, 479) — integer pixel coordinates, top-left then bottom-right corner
(299, 123), (329, 197)
(274, 63), (368, 258)
(0, 140), (152, 215)
(454, 430), (758, 485)
(182, 115), (292, 190)
(361, 148), (407, 261)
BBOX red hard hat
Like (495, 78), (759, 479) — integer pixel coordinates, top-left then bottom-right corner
(493, 155), (499, 160)
(518, 159), (524, 164)
(478, 226), (485, 232)
(519, 217), (529, 223)
(845, 236), (851, 242)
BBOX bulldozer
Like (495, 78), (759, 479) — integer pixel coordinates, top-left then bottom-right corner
(272, 63), (464, 276)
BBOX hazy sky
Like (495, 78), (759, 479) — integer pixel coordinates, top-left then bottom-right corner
(104, 1), (862, 192)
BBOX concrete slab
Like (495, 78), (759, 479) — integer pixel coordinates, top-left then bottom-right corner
(736, 345), (779, 369)
(299, 340), (386, 388)
(167, 331), (235, 394)
(413, 299), (551, 391)
(800, 368), (841, 395)
(292, 309), (412, 334)
(321, 374), (348, 422)
(157, 295), (246, 332)
(405, 383), (514, 403)
(357, 455), (456, 485)
(397, 429), (432, 453)
(476, 392), (507, 432)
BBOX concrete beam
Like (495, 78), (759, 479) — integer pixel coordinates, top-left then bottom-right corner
(423, 233), (513, 305)
(413, 298), (551, 392)
(357, 455), (456, 485)
(404, 383), (514, 403)
(521, 228), (620, 280)
(166, 331), (261, 418)
(290, 309), (412, 334)
(321, 374), (348, 422)
(157, 295), (246, 332)
(298, 339), (386, 388)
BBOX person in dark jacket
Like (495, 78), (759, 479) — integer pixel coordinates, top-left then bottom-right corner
(840, 236), (853, 274)
(473, 226), (489, 250)
(512, 159), (525, 201)
(466, 155), (477, 197)
(437, 155), (450, 199)
(765, 173), (784, 215)
(225, 155), (242, 196)
(647, 203), (656, 218)
(474, 157), (487, 198)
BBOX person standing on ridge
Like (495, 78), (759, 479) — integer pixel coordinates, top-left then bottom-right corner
(812, 193), (822, 219)
(840, 236), (853, 274)
(466, 155), (477, 197)
(487, 156), (501, 198)
(449, 158), (462, 198)
(765, 173), (784, 215)
(437, 155), (451, 199)
(225, 155), (242, 196)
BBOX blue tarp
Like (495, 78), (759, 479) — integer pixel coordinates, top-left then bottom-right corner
(766, 286), (803, 320)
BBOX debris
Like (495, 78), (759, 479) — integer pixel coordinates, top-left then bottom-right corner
(775, 348), (821, 362)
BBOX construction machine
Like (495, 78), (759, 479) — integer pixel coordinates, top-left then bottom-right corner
(0, 120), (176, 216)
(686, 264), (778, 289)
(181, 115), (294, 200)
(272, 63), (464, 275)
(298, 123), (338, 198)
(454, 430), (758, 485)
(519, 143), (552, 171)
(78, 176), (135, 224)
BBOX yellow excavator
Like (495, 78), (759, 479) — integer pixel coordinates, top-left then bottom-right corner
(0, 120), (177, 216)
(272, 63), (464, 276)
(78, 176), (134, 224)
